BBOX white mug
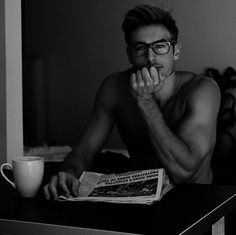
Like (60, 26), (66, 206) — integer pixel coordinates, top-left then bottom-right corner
(0, 156), (44, 198)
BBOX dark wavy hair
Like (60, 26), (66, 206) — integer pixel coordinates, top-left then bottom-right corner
(122, 4), (179, 45)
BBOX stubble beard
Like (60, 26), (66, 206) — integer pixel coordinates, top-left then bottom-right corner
(132, 61), (176, 82)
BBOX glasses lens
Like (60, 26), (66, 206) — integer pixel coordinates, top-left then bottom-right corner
(152, 42), (169, 55)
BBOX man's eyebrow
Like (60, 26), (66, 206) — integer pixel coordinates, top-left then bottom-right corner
(132, 39), (169, 45)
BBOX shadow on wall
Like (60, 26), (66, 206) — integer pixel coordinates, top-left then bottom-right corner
(23, 58), (46, 146)
(22, 0), (146, 148)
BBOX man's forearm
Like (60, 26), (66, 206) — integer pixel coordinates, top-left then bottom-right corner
(61, 147), (92, 178)
(136, 98), (195, 182)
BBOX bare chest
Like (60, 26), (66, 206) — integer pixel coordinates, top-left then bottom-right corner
(114, 89), (186, 149)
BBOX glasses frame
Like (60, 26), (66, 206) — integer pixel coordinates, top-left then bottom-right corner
(130, 40), (176, 57)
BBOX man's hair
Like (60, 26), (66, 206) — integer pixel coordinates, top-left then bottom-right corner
(122, 4), (179, 45)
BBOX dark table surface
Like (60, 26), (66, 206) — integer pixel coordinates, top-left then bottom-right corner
(1, 162), (236, 235)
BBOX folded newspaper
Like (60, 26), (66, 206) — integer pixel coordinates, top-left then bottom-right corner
(59, 168), (173, 205)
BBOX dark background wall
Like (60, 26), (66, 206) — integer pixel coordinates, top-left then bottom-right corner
(22, 0), (236, 148)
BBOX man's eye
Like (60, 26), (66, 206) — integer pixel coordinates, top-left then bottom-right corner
(153, 43), (166, 49)
(135, 45), (146, 51)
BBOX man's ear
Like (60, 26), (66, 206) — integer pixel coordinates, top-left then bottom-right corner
(127, 46), (134, 65)
(174, 42), (181, 61)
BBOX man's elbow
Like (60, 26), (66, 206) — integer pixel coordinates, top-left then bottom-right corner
(171, 166), (197, 184)
(172, 172), (191, 184)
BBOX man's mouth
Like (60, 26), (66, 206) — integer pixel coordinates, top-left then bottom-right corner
(155, 66), (162, 70)
(150, 65), (163, 72)
(148, 63), (163, 69)
(133, 65), (163, 72)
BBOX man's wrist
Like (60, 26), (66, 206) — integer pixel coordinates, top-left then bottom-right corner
(136, 95), (163, 119)
(136, 95), (156, 104)
(61, 164), (81, 178)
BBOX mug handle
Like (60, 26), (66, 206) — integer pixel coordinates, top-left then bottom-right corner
(0, 163), (15, 188)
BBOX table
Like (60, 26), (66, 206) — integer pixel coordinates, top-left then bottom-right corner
(0, 162), (236, 235)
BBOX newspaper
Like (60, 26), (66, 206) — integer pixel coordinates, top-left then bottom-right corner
(59, 168), (173, 205)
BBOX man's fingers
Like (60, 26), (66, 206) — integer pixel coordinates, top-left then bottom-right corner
(72, 179), (80, 197)
(136, 70), (144, 87)
(130, 73), (138, 89)
(48, 176), (59, 200)
(150, 66), (159, 85)
(141, 67), (152, 87)
(58, 173), (71, 198)
(43, 184), (50, 200)
(43, 172), (79, 200)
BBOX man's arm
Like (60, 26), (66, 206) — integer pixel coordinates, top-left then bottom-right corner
(61, 100), (115, 177)
(131, 68), (220, 183)
(44, 76), (116, 199)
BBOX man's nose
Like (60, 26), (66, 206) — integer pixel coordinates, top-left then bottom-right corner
(147, 47), (156, 63)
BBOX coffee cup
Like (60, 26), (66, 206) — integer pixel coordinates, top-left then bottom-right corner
(0, 156), (44, 198)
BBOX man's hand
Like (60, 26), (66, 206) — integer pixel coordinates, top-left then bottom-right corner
(43, 171), (80, 200)
(130, 66), (164, 101)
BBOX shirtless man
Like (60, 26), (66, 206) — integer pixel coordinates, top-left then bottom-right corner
(44, 4), (220, 200)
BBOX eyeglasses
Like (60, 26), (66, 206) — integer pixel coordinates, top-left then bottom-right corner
(131, 40), (176, 57)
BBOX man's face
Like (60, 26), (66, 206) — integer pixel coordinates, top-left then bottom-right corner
(128, 24), (180, 78)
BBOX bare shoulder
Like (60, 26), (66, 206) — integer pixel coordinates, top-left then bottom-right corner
(95, 70), (130, 109)
(99, 70), (129, 90)
(177, 71), (221, 103)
